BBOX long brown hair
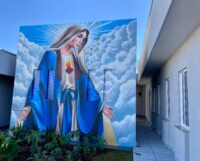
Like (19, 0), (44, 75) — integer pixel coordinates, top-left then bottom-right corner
(49, 25), (89, 80)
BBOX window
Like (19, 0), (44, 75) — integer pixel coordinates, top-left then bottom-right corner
(157, 84), (161, 115)
(165, 79), (170, 119)
(179, 68), (189, 129)
(149, 89), (152, 120)
(153, 88), (156, 113)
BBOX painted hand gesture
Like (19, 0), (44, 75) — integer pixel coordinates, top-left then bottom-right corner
(103, 105), (115, 119)
(18, 106), (31, 122)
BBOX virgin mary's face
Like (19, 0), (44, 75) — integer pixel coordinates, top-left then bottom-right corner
(69, 31), (87, 48)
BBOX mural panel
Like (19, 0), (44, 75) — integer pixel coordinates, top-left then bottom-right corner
(10, 19), (137, 148)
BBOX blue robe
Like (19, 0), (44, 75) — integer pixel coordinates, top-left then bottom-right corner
(23, 51), (103, 136)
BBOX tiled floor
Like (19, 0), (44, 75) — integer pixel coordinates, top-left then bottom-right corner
(134, 119), (175, 161)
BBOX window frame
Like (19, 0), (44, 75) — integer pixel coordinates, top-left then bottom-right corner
(157, 84), (161, 115)
(179, 68), (189, 130)
(165, 78), (170, 119)
(153, 87), (156, 113)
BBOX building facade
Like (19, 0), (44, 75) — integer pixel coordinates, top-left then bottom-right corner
(138, 0), (200, 161)
(0, 49), (16, 129)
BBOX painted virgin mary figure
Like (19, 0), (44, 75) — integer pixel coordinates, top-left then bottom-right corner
(18, 24), (116, 145)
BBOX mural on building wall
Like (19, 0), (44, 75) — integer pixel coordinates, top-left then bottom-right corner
(10, 19), (137, 148)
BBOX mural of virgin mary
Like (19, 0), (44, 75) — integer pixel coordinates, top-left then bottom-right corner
(18, 24), (116, 145)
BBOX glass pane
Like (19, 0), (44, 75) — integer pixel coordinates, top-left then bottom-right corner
(184, 71), (189, 126)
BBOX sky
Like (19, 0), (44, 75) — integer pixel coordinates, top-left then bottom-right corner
(0, 0), (152, 61)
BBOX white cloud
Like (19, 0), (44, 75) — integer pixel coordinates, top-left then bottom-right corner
(115, 79), (136, 110)
(113, 114), (136, 136)
(12, 33), (45, 115)
(119, 133), (135, 145)
(85, 21), (136, 112)
(112, 114), (136, 146)
(12, 96), (26, 109)
(84, 21), (137, 147)
(17, 32), (45, 75)
(10, 110), (18, 128)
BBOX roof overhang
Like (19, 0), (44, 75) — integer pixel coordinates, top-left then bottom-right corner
(141, 0), (200, 78)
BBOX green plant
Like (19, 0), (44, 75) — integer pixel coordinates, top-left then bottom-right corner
(46, 130), (60, 144)
(68, 132), (107, 161)
(81, 134), (91, 156)
(0, 131), (6, 143)
(65, 150), (73, 161)
(11, 125), (28, 144)
(27, 130), (68, 161)
(25, 129), (41, 145)
(24, 130), (44, 161)
(60, 135), (71, 145)
(28, 150), (48, 161)
(95, 135), (107, 151)
(0, 128), (107, 161)
(0, 135), (20, 161)
(67, 130), (81, 141)
(72, 145), (81, 160)
(50, 147), (63, 157)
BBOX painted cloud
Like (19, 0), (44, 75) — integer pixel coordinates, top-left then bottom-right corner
(85, 20), (136, 146)
(10, 33), (45, 127)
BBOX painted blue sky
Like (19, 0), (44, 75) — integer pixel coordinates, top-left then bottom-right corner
(20, 19), (134, 46)
(0, 0), (152, 61)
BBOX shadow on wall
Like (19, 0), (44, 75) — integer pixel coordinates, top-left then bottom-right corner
(0, 74), (15, 129)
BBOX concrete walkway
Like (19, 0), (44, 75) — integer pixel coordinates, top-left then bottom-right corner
(134, 124), (175, 161)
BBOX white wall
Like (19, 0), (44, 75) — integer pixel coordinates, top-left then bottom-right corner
(0, 50), (16, 77)
(152, 23), (200, 161)
(0, 50), (16, 127)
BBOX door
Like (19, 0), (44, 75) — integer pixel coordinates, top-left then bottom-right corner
(136, 85), (145, 116)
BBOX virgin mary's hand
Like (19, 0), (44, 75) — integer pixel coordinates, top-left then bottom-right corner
(103, 105), (115, 119)
(18, 106), (31, 122)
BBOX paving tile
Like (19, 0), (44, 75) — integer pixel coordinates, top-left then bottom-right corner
(134, 151), (156, 161)
(154, 152), (174, 161)
(152, 146), (170, 153)
(134, 146), (152, 153)
(134, 156), (156, 161)
(135, 124), (175, 161)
